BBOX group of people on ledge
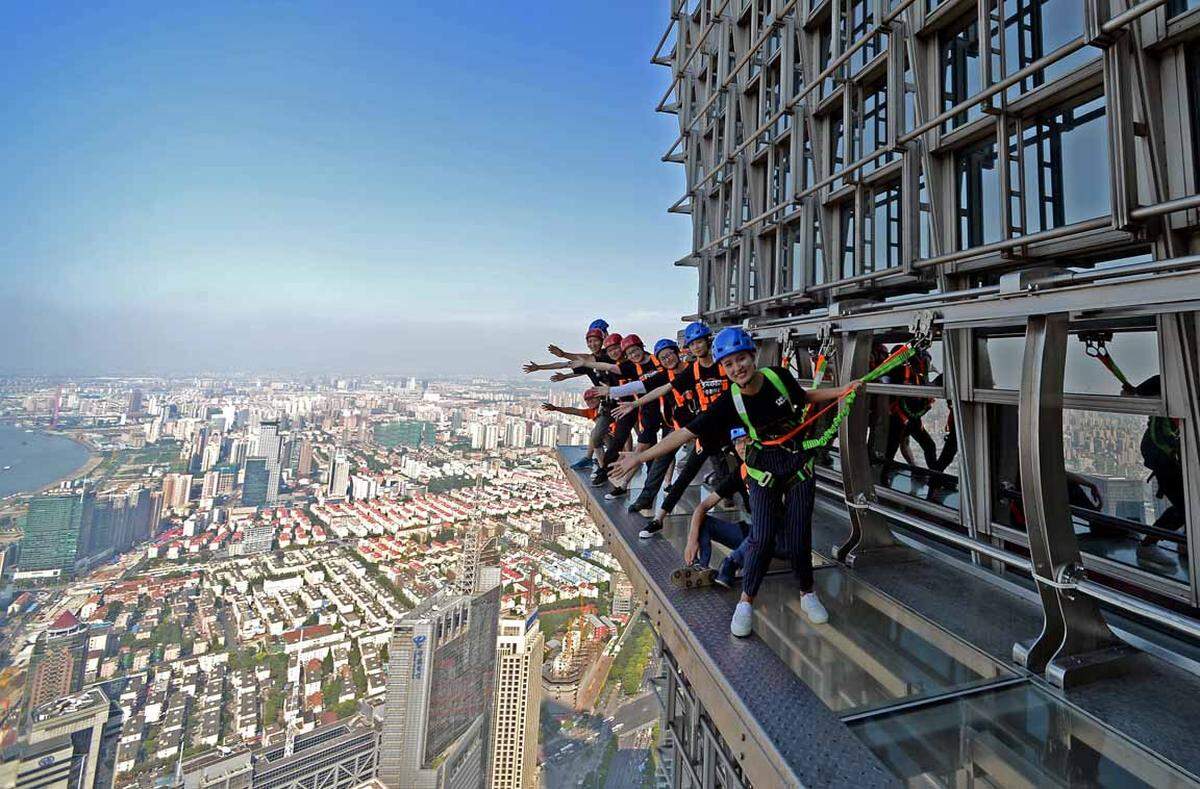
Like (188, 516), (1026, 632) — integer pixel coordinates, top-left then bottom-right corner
(529, 319), (862, 638)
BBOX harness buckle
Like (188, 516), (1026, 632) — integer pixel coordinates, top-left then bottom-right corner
(816, 323), (837, 361)
(909, 310), (936, 350)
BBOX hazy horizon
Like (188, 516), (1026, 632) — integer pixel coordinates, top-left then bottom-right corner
(1, 2), (694, 377)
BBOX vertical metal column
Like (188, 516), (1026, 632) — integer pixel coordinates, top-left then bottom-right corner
(1012, 313), (1135, 688)
(835, 329), (905, 564)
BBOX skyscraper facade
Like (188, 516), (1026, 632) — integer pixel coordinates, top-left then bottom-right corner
(328, 453), (350, 499)
(258, 420), (283, 504)
(19, 492), (90, 575)
(379, 584), (501, 789)
(489, 613), (543, 789)
(242, 458), (270, 508)
(24, 610), (88, 714)
(162, 472), (193, 511)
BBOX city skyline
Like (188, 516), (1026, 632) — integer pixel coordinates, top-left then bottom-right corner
(0, 2), (694, 377)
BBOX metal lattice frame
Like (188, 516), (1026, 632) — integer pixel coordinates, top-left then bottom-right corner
(655, 0), (1200, 688)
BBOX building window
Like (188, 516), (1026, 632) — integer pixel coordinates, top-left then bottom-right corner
(1001, 0), (1091, 94)
(942, 19), (982, 131)
(865, 183), (903, 272)
(956, 140), (1002, 249)
(839, 203), (857, 279)
(860, 81), (892, 174)
(1011, 96), (1109, 233)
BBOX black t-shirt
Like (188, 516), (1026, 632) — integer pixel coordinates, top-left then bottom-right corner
(686, 366), (808, 448)
(619, 358), (663, 420)
(572, 353), (608, 387)
(670, 359), (729, 412)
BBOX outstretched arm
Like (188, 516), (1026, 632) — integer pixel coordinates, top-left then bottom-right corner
(610, 426), (696, 480)
(614, 382), (673, 419)
(523, 360), (574, 374)
(542, 403), (591, 419)
(576, 359), (621, 373)
(548, 344), (593, 363)
(807, 380), (863, 404)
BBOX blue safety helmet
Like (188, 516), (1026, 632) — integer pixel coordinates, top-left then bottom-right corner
(729, 427), (748, 441)
(653, 338), (679, 357)
(712, 327), (756, 362)
(682, 321), (712, 345)
(588, 319), (609, 333)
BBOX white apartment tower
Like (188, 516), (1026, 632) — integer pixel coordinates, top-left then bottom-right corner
(258, 420), (283, 504)
(489, 614), (543, 789)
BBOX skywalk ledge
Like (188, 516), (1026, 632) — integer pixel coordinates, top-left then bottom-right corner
(555, 445), (896, 789)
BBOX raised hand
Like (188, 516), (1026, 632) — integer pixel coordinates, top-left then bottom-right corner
(613, 401), (637, 420)
(523, 361), (542, 374)
(550, 372), (571, 382)
(611, 450), (642, 482)
(540, 402), (557, 412)
(584, 385), (609, 399)
(548, 344), (568, 359)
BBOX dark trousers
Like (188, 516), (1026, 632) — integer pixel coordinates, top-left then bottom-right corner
(588, 407), (614, 451)
(631, 451), (675, 510)
(741, 451), (816, 599)
(659, 444), (715, 514)
(884, 413), (939, 469)
(601, 409), (639, 467)
(697, 515), (749, 568)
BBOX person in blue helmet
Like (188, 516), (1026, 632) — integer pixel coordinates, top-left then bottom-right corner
(585, 337), (694, 517)
(612, 326), (863, 637)
(610, 321), (740, 538)
(524, 322), (615, 469)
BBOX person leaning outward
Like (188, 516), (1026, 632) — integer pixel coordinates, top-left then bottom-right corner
(524, 321), (614, 470)
(612, 321), (735, 539)
(585, 337), (694, 517)
(574, 334), (663, 498)
(611, 327), (863, 637)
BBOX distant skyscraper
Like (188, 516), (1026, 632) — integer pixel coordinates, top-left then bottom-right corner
(258, 420), (283, 504)
(380, 579), (501, 788)
(162, 473), (192, 511)
(15, 688), (110, 789)
(490, 614), (543, 789)
(243, 458), (270, 508)
(126, 388), (145, 417)
(328, 453), (351, 499)
(24, 610), (88, 714)
(296, 437), (313, 479)
(243, 522), (274, 555)
(484, 424), (499, 452)
(19, 493), (90, 576)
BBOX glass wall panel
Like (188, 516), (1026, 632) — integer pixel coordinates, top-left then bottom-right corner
(956, 141), (1002, 249)
(941, 19), (983, 131)
(976, 333), (1025, 389)
(1012, 97), (1110, 232)
(1000, 0), (1093, 98)
(839, 204), (857, 279)
(864, 183), (902, 272)
(1063, 329), (1159, 397)
(1064, 408), (1188, 583)
(860, 82), (890, 175)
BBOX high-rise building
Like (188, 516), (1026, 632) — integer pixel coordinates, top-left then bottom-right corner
(228, 437), (251, 468)
(162, 473), (193, 511)
(489, 613), (543, 789)
(19, 493), (90, 576)
(379, 583), (501, 789)
(251, 720), (378, 788)
(89, 485), (153, 555)
(5, 688), (111, 789)
(242, 522), (274, 555)
(611, 571), (634, 621)
(328, 453), (351, 499)
(483, 424), (499, 452)
(127, 387), (145, 417)
(350, 474), (378, 501)
(242, 458), (270, 508)
(296, 437), (313, 479)
(24, 610), (88, 714)
(258, 420), (283, 504)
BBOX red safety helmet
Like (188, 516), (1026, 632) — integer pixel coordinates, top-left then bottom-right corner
(620, 334), (644, 351)
(603, 333), (623, 349)
(586, 327), (605, 341)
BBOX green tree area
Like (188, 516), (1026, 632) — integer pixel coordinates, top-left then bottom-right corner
(608, 619), (655, 696)
(426, 474), (477, 493)
(349, 642), (367, 696)
(263, 687), (285, 726)
(538, 611), (578, 642)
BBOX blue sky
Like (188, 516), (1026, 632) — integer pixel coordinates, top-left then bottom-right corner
(0, 2), (694, 376)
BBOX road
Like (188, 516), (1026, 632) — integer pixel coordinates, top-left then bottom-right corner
(542, 688), (660, 789)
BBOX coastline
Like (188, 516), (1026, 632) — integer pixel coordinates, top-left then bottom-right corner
(0, 426), (100, 501)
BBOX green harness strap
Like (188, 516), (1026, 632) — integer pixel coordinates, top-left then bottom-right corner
(733, 368), (809, 489)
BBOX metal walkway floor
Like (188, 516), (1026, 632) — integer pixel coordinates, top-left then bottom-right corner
(557, 446), (1200, 787)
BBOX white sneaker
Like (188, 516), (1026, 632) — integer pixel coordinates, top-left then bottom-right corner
(800, 593), (829, 625)
(730, 601), (753, 637)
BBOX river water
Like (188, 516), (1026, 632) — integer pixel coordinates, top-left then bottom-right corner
(0, 424), (93, 498)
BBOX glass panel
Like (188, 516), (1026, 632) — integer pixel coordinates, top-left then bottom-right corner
(1001, 0), (1093, 100)
(839, 204), (857, 279)
(812, 214), (826, 286)
(865, 182), (902, 272)
(851, 683), (1198, 787)
(1064, 407), (1188, 584)
(987, 403), (1024, 531)
(957, 141), (1002, 249)
(1064, 330), (1159, 397)
(1189, 49), (1200, 185)
(1012, 97), (1110, 233)
(860, 82), (894, 176)
(752, 567), (1014, 715)
(975, 333), (1025, 389)
(941, 20), (983, 131)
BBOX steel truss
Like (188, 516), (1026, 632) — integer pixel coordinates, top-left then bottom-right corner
(655, 0), (1200, 689)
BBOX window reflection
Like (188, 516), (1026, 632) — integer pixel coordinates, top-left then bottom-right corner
(1011, 97), (1109, 232)
(941, 19), (982, 131)
(1064, 405), (1188, 583)
(956, 141), (1002, 249)
(1064, 330), (1159, 397)
(975, 333), (1025, 389)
